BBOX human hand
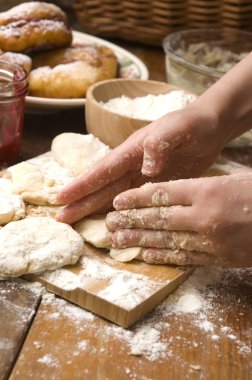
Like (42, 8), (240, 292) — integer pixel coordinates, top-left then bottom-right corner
(106, 171), (252, 268)
(56, 105), (222, 224)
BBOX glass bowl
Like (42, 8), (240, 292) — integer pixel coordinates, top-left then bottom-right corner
(163, 29), (252, 95)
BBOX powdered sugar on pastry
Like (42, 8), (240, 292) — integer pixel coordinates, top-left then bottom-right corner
(0, 216), (84, 279)
(0, 178), (25, 225)
(51, 133), (110, 175)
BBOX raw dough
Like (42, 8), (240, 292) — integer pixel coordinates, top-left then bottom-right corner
(74, 214), (112, 248)
(0, 178), (25, 225)
(25, 204), (63, 219)
(0, 216), (84, 279)
(74, 214), (142, 262)
(8, 152), (77, 205)
(110, 247), (142, 262)
(51, 133), (110, 175)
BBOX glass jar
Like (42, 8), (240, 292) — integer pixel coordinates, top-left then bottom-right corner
(0, 60), (28, 166)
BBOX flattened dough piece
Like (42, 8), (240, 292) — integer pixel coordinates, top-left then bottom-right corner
(8, 152), (77, 205)
(74, 214), (112, 248)
(0, 178), (25, 225)
(51, 133), (110, 175)
(0, 217), (84, 279)
(110, 247), (142, 262)
(74, 214), (142, 262)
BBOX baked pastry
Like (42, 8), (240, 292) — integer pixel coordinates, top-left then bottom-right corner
(28, 44), (118, 98)
(0, 2), (72, 53)
(0, 50), (32, 73)
(32, 44), (118, 76)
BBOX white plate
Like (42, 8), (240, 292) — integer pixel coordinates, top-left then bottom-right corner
(25, 31), (149, 111)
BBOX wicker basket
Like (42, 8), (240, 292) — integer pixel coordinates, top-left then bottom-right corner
(73, 0), (252, 46)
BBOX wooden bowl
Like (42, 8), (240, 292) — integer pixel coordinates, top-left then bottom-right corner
(86, 78), (191, 148)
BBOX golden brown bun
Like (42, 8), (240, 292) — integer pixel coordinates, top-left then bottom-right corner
(28, 44), (118, 98)
(0, 2), (72, 53)
(0, 51), (32, 73)
(0, 2), (68, 26)
(32, 44), (117, 77)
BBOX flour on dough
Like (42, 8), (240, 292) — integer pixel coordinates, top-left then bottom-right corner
(0, 216), (84, 279)
(25, 204), (63, 219)
(8, 152), (77, 205)
(51, 133), (111, 175)
(74, 214), (112, 248)
(110, 247), (142, 262)
(0, 178), (25, 225)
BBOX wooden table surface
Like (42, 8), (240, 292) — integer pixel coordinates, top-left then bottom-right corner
(0, 40), (252, 380)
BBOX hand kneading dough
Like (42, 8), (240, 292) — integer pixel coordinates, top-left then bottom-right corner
(74, 214), (142, 262)
(0, 217), (84, 279)
(51, 133), (110, 175)
(8, 152), (77, 205)
(74, 215), (112, 248)
(0, 178), (25, 225)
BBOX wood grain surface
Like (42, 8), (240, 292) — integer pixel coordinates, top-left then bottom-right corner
(9, 268), (252, 380)
(26, 243), (192, 328)
(0, 281), (41, 380)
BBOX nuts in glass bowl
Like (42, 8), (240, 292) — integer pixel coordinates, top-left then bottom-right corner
(163, 29), (252, 95)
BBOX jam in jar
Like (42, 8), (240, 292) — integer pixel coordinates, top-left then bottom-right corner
(0, 60), (28, 166)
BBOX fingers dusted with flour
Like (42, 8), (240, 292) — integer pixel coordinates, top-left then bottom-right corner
(107, 173), (252, 267)
(141, 113), (188, 177)
(57, 130), (145, 205)
(142, 249), (227, 267)
(111, 229), (214, 253)
(113, 180), (195, 210)
(57, 175), (132, 224)
(107, 206), (195, 232)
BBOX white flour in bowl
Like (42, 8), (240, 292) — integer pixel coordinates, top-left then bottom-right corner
(100, 90), (197, 121)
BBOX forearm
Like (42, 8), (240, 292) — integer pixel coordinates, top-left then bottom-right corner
(193, 51), (252, 146)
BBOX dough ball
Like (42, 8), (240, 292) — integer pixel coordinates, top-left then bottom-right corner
(0, 216), (84, 278)
(8, 152), (77, 206)
(0, 178), (25, 225)
(51, 133), (110, 175)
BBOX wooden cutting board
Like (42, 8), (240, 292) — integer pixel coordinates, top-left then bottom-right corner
(25, 243), (193, 328)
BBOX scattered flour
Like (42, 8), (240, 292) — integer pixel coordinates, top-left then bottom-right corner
(129, 326), (167, 360)
(78, 340), (88, 350)
(1, 265), (251, 365)
(37, 354), (58, 367)
(97, 272), (161, 309)
(42, 256), (164, 309)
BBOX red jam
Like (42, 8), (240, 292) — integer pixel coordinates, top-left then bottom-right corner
(0, 60), (28, 166)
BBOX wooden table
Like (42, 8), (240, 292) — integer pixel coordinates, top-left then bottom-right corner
(0, 40), (251, 380)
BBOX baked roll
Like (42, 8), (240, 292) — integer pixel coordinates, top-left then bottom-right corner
(28, 44), (118, 98)
(0, 2), (72, 53)
(0, 50), (32, 73)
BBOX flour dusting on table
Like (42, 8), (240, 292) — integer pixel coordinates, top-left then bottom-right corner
(27, 266), (251, 365)
(3, 266), (251, 368)
(42, 256), (165, 309)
